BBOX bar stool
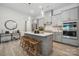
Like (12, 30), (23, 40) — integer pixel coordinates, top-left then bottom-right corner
(27, 38), (42, 56)
(20, 36), (42, 56)
(20, 36), (29, 50)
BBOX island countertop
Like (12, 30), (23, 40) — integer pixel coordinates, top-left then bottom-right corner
(24, 32), (53, 37)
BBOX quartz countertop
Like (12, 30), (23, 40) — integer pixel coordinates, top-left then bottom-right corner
(24, 32), (53, 37)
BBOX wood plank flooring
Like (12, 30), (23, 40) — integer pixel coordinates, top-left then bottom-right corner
(51, 42), (79, 56)
(0, 40), (79, 56)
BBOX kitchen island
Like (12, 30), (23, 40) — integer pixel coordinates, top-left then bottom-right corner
(24, 32), (53, 56)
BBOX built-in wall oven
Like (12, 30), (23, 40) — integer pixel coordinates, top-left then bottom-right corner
(63, 31), (76, 37)
(63, 22), (77, 39)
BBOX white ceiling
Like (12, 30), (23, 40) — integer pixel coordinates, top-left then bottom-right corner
(0, 3), (76, 17)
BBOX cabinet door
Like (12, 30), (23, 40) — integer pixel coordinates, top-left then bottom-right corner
(61, 10), (70, 22)
(39, 18), (44, 26)
(62, 37), (78, 46)
(56, 15), (60, 25)
(53, 32), (58, 41)
(61, 7), (78, 22)
(52, 14), (62, 26)
(52, 16), (57, 26)
(57, 32), (62, 42)
(53, 32), (62, 42)
(69, 8), (78, 20)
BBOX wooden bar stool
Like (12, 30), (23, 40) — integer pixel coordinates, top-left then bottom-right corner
(20, 36), (29, 50)
(27, 38), (42, 56)
(20, 36), (42, 56)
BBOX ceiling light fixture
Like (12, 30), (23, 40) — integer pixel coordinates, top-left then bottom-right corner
(28, 3), (31, 5)
(30, 10), (34, 14)
(24, 3), (31, 6)
(39, 5), (42, 9)
(39, 6), (44, 17)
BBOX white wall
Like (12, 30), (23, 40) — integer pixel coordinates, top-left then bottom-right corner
(0, 6), (28, 36)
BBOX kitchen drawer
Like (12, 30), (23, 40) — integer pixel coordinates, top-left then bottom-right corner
(62, 37), (78, 46)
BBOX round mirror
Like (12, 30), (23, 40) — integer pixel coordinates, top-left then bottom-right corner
(5, 20), (17, 30)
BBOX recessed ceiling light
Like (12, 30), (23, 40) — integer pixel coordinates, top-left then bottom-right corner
(30, 10), (34, 14)
(39, 5), (42, 9)
(24, 3), (31, 6)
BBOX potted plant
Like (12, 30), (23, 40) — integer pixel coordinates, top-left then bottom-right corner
(39, 26), (44, 33)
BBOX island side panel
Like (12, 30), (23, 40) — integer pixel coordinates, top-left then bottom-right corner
(24, 34), (53, 56)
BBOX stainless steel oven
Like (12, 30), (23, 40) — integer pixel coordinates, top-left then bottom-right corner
(63, 31), (77, 37)
(63, 22), (78, 46)
(63, 22), (77, 31)
(63, 22), (77, 38)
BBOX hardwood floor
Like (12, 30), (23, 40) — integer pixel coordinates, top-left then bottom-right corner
(0, 40), (28, 56)
(0, 40), (79, 56)
(51, 42), (79, 56)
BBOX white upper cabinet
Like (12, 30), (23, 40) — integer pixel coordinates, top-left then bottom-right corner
(69, 7), (78, 20)
(52, 14), (62, 26)
(61, 7), (79, 22)
(38, 18), (44, 27)
(61, 10), (70, 21)
(52, 16), (57, 26)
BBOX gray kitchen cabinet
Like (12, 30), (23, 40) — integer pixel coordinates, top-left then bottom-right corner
(52, 7), (79, 46)
(53, 32), (57, 41)
(52, 16), (57, 26)
(61, 7), (79, 46)
(61, 10), (70, 21)
(61, 7), (78, 22)
(62, 37), (78, 46)
(68, 7), (78, 20)
(53, 32), (78, 46)
(57, 33), (62, 42)
(53, 32), (62, 42)
(38, 17), (45, 27)
(52, 14), (63, 27)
